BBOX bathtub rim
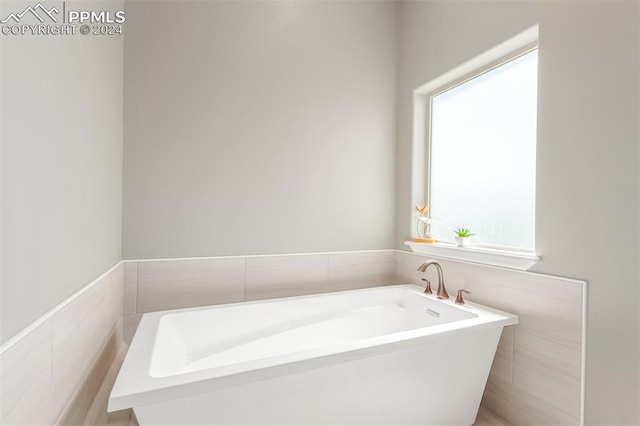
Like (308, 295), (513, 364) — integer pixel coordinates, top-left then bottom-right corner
(108, 284), (517, 412)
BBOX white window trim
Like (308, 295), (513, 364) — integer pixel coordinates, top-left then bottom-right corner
(405, 241), (540, 271)
(408, 25), (540, 270)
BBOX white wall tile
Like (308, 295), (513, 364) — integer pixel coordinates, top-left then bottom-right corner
(137, 258), (245, 313)
(513, 334), (581, 419)
(465, 266), (582, 424)
(123, 262), (138, 315)
(514, 329), (581, 381)
(483, 378), (578, 425)
(55, 384), (88, 426)
(0, 319), (54, 425)
(473, 407), (511, 426)
(328, 251), (395, 292)
(84, 341), (130, 426)
(85, 330), (119, 405)
(106, 264), (124, 333)
(464, 265), (582, 350)
(395, 251), (427, 286)
(123, 314), (143, 345)
(489, 326), (514, 385)
(52, 283), (107, 417)
(246, 254), (329, 301)
(1, 263), (125, 426)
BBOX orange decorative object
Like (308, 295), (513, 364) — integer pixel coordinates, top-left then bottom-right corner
(412, 237), (437, 243)
(415, 204), (429, 215)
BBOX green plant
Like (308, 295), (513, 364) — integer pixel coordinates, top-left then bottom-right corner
(453, 227), (475, 238)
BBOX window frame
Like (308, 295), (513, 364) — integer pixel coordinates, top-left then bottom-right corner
(424, 43), (539, 253)
(405, 25), (541, 271)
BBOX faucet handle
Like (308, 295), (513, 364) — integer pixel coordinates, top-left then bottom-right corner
(455, 289), (471, 305)
(421, 278), (432, 294)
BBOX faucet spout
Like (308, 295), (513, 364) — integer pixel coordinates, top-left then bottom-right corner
(416, 260), (449, 299)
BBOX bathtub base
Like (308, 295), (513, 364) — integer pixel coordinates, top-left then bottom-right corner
(133, 328), (501, 426)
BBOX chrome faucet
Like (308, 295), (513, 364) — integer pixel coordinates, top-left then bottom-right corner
(417, 260), (449, 299)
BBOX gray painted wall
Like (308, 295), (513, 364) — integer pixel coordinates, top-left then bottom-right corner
(122, 1), (397, 259)
(395, 1), (639, 424)
(0, 1), (124, 343)
(535, 3), (638, 424)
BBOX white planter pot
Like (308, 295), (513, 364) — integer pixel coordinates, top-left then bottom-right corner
(454, 236), (471, 248)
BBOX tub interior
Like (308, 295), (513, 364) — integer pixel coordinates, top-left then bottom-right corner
(149, 287), (477, 378)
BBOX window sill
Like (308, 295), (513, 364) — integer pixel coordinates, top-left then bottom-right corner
(404, 241), (540, 271)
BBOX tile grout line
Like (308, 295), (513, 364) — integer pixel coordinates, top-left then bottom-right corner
(50, 317), (55, 398)
(326, 253), (331, 292)
(123, 249), (395, 264)
(134, 262), (139, 315)
(510, 327), (515, 384)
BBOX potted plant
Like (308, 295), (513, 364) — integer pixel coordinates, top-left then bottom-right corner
(453, 227), (474, 247)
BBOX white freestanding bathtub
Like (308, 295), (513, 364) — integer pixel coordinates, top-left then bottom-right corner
(109, 284), (517, 425)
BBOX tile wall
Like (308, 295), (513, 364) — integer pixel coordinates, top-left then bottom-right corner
(1, 249), (584, 426)
(0, 263), (125, 426)
(122, 251), (397, 343)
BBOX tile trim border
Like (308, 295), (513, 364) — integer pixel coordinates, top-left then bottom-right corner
(0, 260), (123, 356)
(581, 279), (587, 426)
(124, 249), (397, 263)
(125, 248), (586, 287)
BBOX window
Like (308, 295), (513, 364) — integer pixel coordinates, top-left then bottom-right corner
(428, 49), (538, 251)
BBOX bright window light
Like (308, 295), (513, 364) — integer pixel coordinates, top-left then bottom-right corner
(429, 49), (538, 251)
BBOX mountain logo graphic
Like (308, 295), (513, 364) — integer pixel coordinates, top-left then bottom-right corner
(1, 2), (60, 24)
